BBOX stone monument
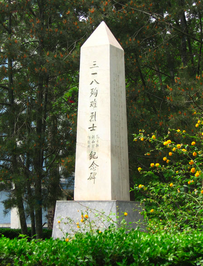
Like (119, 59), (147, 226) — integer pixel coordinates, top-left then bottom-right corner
(52, 22), (144, 239)
(74, 21), (129, 200)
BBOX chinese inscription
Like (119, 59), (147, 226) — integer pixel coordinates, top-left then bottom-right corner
(87, 61), (100, 183)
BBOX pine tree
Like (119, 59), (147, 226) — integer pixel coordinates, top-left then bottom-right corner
(0, 0), (91, 238)
(84, 0), (203, 188)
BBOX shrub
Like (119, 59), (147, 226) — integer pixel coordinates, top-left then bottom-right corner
(0, 229), (203, 265)
(132, 118), (203, 233)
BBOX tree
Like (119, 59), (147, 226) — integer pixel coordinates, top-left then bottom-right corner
(95, 0), (203, 187)
(0, 0), (92, 238)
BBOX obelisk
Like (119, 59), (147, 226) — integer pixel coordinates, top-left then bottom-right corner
(52, 22), (144, 239)
(74, 21), (130, 201)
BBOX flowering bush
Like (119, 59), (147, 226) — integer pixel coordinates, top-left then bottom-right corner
(132, 118), (203, 232)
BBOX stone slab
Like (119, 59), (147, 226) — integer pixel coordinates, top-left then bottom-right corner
(52, 200), (145, 239)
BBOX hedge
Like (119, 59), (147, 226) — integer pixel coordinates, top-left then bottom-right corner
(0, 228), (203, 265)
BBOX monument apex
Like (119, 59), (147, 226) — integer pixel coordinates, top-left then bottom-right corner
(82, 21), (123, 49)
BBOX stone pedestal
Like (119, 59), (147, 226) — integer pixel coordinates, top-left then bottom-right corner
(52, 200), (145, 239)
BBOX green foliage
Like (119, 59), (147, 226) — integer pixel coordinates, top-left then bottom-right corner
(0, 229), (203, 265)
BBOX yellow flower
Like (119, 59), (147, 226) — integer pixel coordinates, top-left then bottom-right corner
(189, 160), (194, 165)
(191, 141), (196, 146)
(152, 135), (156, 139)
(176, 171), (179, 174)
(140, 137), (144, 141)
(169, 183), (173, 187)
(177, 189), (180, 193)
(169, 152), (172, 156)
(166, 160), (170, 163)
(177, 144), (181, 149)
(183, 130), (186, 133)
(155, 163), (160, 167)
(188, 180), (194, 185)
(58, 220), (61, 224)
(198, 120), (201, 123)
(150, 209), (154, 213)
(195, 171), (200, 177)
(65, 238), (69, 242)
(191, 168), (196, 173)
(182, 149), (187, 152)
(99, 231), (102, 234)
(150, 163), (154, 167)
(172, 147), (176, 152)
(193, 152), (197, 157)
(138, 167), (142, 172)
(81, 215), (84, 219)
(163, 157), (167, 161)
(134, 138), (138, 142)
(138, 184), (144, 189)
(163, 140), (171, 146)
(195, 123), (199, 128)
(177, 129), (181, 132)
(124, 212), (128, 216)
(76, 222), (79, 225)
(84, 214), (88, 219)
(81, 219), (84, 222)
(77, 225), (80, 228)
(201, 190), (203, 194)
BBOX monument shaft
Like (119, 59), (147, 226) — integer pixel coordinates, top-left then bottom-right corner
(74, 22), (129, 201)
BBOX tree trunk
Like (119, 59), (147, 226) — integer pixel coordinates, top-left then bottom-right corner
(15, 184), (28, 235)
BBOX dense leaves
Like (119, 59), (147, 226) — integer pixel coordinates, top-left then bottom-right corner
(0, 229), (203, 265)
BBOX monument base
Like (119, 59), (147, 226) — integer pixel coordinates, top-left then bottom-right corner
(52, 200), (145, 239)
